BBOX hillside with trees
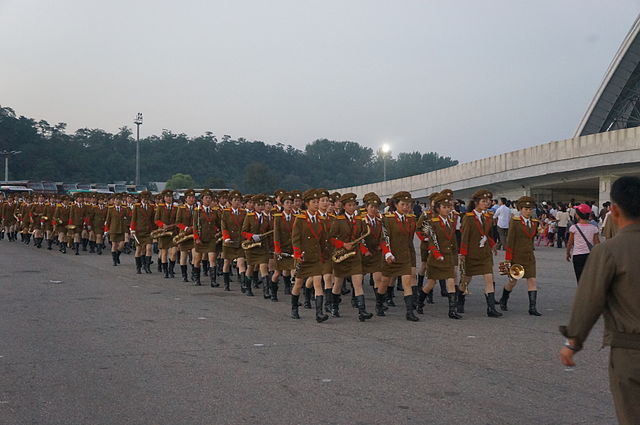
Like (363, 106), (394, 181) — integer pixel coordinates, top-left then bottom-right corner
(0, 106), (458, 192)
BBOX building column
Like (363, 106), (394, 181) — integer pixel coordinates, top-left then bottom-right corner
(599, 175), (616, 207)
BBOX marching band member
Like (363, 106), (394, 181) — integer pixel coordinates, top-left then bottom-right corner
(221, 190), (248, 293)
(175, 189), (197, 282)
(154, 189), (178, 279)
(272, 192), (296, 300)
(458, 189), (502, 317)
(192, 189), (220, 287)
(242, 194), (272, 298)
(130, 191), (156, 274)
(499, 196), (542, 316)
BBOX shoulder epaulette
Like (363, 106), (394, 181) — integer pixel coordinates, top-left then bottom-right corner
(247, 212), (256, 216)
(56, 203), (62, 207)
(465, 212), (474, 216)
(335, 215), (346, 220)
(407, 214), (416, 218)
(485, 211), (494, 216)
(532, 218), (539, 223)
(178, 205), (186, 209)
(512, 216), (521, 221)
(295, 214), (306, 219)
(157, 203), (166, 207)
(134, 202), (141, 206)
(223, 208), (231, 211)
(108, 205), (114, 208)
(384, 213), (395, 218)
(431, 217), (440, 222)
(273, 213), (282, 217)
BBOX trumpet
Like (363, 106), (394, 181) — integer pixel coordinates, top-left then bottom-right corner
(151, 224), (178, 239)
(499, 262), (525, 281)
(458, 255), (470, 295)
(241, 230), (274, 250)
(66, 224), (77, 230)
(331, 226), (371, 263)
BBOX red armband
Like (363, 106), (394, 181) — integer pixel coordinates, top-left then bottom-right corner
(505, 247), (513, 262)
(155, 220), (165, 228)
(274, 240), (282, 254)
(193, 230), (200, 241)
(177, 223), (186, 231)
(359, 244), (369, 255)
(104, 225), (109, 233)
(222, 229), (230, 240)
(488, 237), (496, 248)
(459, 242), (468, 256)
(293, 246), (302, 260)
(330, 238), (344, 249)
(380, 241), (390, 255)
(416, 231), (426, 242)
(242, 232), (254, 240)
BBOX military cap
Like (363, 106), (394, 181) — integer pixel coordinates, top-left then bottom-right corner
(274, 188), (286, 198)
(331, 191), (341, 200)
(440, 188), (454, 200)
(161, 189), (173, 197)
(200, 189), (214, 198)
(339, 192), (358, 204)
(139, 190), (152, 199)
(290, 190), (303, 200)
(362, 192), (382, 206)
(432, 193), (453, 208)
(252, 194), (266, 204)
(266, 195), (276, 204)
(228, 190), (242, 200)
(471, 189), (492, 200)
(428, 192), (440, 201)
(317, 188), (330, 199)
(217, 190), (229, 198)
(243, 194), (253, 203)
(302, 189), (321, 201)
(281, 192), (294, 202)
(392, 191), (413, 202)
(516, 196), (536, 209)
(184, 189), (196, 197)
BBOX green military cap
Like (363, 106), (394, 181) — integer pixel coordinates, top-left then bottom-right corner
(290, 190), (303, 200)
(317, 188), (330, 199)
(274, 188), (286, 198)
(280, 192), (294, 202)
(433, 193), (453, 208)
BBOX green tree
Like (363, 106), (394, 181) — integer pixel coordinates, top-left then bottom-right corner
(166, 173), (195, 190)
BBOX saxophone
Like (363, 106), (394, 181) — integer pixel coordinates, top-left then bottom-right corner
(241, 230), (274, 249)
(331, 226), (371, 263)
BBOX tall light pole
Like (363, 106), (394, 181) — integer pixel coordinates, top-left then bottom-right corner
(0, 150), (21, 182)
(381, 144), (391, 182)
(134, 113), (143, 186)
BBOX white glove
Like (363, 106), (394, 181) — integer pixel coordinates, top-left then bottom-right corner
(385, 252), (394, 260)
(252, 234), (261, 241)
(224, 238), (231, 243)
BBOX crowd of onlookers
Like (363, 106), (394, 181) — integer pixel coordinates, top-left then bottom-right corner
(412, 197), (617, 282)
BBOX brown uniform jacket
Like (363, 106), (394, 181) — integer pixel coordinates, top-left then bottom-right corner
(68, 203), (87, 227)
(427, 216), (458, 265)
(459, 211), (496, 257)
(53, 204), (71, 229)
(560, 222), (640, 350)
(505, 216), (538, 267)
(175, 204), (197, 231)
(241, 212), (271, 241)
(154, 203), (177, 228)
(90, 205), (109, 232)
(292, 212), (328, 262)
(273, 211), (295, 255)
(193, 206), (220, 243)
(381, 212), (416, 261)
(221, 208), (246, 244)
(130, 203), (155, 234)
(105, 206), (130, 234)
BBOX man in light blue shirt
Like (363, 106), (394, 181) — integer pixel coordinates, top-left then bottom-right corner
(493, 198), (512, 250)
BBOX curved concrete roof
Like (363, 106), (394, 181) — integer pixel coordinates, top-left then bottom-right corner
(575, 15), (640, 136)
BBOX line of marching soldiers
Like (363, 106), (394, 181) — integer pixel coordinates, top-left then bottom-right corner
(0, 187), (543, 323)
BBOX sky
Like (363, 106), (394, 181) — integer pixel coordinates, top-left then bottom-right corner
(1, 0), (639, 163)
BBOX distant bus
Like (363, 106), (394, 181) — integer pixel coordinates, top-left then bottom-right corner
(0, 185), (33, 196)
(62, 183), (78, 193)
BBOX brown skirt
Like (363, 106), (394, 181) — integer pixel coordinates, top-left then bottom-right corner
(464, 254), (493, 276)
(110, 233), (125, 243)
(195, 239), (217, 254)
(245, 247), (270, 265)
(157, 235), (175, 250)
(362, 250), (383, 274)
(276, 255), (295, 271)
(178, 240), (194, 251)
(297, 259), (324, 279)
(134, 233), (152, 246)
(222, 245), (244, 260)
(382, 258), (412, 277)
(332, 251), (363, 277)
(420, 242), (429, 262)
(511, 253), (536, 279)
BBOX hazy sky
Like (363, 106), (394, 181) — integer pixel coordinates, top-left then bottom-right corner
(1, 0), (639, 162)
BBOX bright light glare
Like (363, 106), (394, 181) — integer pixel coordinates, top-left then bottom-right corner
(381, 144), (391, 153)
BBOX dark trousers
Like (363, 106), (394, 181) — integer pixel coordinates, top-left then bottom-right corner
(572, 253), (589, 283)
(557, 227), (567, 248)
(497, 227), (508, 250)
(609, 347), (640, 425)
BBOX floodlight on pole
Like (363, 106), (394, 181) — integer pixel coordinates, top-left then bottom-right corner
(0, 150), (21, 182)
(134, 113), (143, 186)
(381, 144), (391, 182)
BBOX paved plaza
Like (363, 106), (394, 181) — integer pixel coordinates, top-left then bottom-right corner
(0, 241), (615, 425)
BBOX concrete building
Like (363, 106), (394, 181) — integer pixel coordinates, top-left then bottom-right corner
(334, 16), (640, 207)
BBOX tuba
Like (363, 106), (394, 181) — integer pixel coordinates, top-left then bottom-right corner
(331, 226), (371, 263)
(499, 262), (525, 281)
(173, 228), (194, 244)
(241, 230), (274, 250)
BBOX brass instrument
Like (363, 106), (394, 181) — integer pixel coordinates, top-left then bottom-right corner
(499, 262), (525, 281)
(172, 228), (194, 244)
(241, 230), (275, 250)
(458, 255), (469, 295)
(331, 226), (371, 263)
(294, 251), (305, 277)
(151, 224), (178, 239)
(65, 224), (77, 230)
(421, 214), (441, 258)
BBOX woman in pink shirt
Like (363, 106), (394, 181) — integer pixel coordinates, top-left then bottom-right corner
(566, 204), (600, 282)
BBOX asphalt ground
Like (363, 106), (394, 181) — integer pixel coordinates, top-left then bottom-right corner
(0, 239), (615, 425)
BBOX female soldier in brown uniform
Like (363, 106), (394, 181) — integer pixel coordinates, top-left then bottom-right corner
(104, 195), (129, 267)
(155, 190), (178, 279)
(381, 191), (419, 322)
(291, 189), (329, 323)
(192, 189), (221, 287)
(89, 195), (108, 255)
(328, 193), (373, 321)
(241, 194), (272, 298)
(416, 193), (461, 319)
(130, 191), (156, 273)
(221, 190), (248, 292)
(318, 189), (336, 312)
(272, 192), (296, 300)
(361, 192), (387, 316)
(415, 192), (438, 304)
(175, 189), (197, 283)
(44, 196), (57, 249)
(499, 196), (541, 316)
(458, 189), (502, 317)
(53, 196), (71, 253)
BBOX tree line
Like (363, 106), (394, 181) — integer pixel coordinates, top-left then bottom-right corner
(0, 105), (458, 193)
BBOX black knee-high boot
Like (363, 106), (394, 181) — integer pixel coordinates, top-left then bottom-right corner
(330, 293), (341, 317)
(144, 256), (153, 274)
(417, 289), (428, 314)
(193, 267), (201, 285)
(324, 288), (332, 313)
(315, 295), (328, 323)
(135, 256), (142, 273)
(162, 262), (169, 278)
(252, 270), (260, 288)
(47, 239), (53, 250)
(528, 290), (542, 316)
(283, 276), (292, 295)
(448, 293), (462, 319)
(456, 287), (466, 314)
(405, 295), (419, 321)
(74, 242), (80, 255)
(350, 285), (357, 308)
(485, 293), (503, 318)
(181, 264), (188, 282)
(112, 251), (119, 266)
(387, 286), (396, 306)
(375, 291), (386, 316)
(439, 279), (448, 297)
(168, 260), (176, 278)
(270, 281), (279, 302)
(499, 288), (511, 311)
(82, 238), (88, 251)
(291, 295), (300, 319)
(89, 240), (96, 253)
(262, 276), (271, 299)
(356, 295), (373, 321)
(202, 260), (209, 276)
(223, 272), (231, 291)
(303, 287), (312, 308)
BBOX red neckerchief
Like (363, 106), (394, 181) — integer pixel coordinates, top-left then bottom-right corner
(520, 218), (537, 239)
(394, 212), (412, 236)
(438, 216), (454, 240)
(472, 211), (488, 237)
(366, 214), (382, 240)
(304, 211), (322, 239)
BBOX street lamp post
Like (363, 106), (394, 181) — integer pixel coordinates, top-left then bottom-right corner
(134, 113), (143, 186)
(0, 150), (21, 182)
(381, 144), (391, 182)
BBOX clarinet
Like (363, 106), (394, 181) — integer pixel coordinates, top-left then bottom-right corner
(380, 214), (391, 254)
(421, 214), (441, 254)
